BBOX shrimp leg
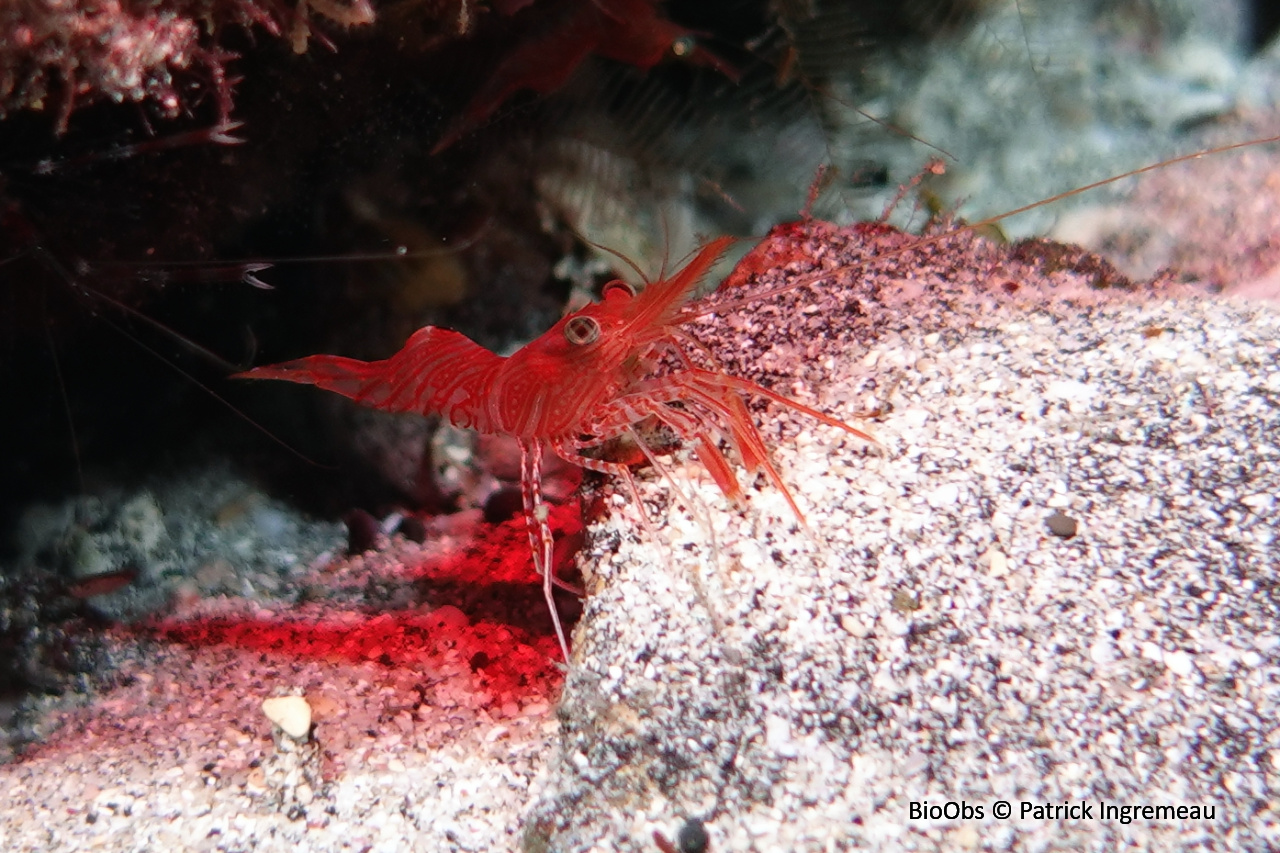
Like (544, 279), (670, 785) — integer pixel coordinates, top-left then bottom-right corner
(519, 439), (573, 662)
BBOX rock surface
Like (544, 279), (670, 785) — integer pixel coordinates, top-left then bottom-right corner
(529, 221), (1280, 850)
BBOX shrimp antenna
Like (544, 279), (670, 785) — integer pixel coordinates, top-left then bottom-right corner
(84, 214), (494, 287)
(577, 233), (653, 286)
(962, 133), (1280, 231)
(657, 204), (672, 284)
(740, 15), (957, 165)
(692, 133), (1280, 319)
(33, 244), (332, 469)
(92, 311), (335, 468)
(39, 285), (84, 492)
(77, 282), (249, 373)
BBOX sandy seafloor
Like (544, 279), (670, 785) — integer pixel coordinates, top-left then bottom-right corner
(4, 2), (1280, 852)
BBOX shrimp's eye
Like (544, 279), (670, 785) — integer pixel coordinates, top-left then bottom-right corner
(602, 279), (635, 301)
(564, 315), (600, 346)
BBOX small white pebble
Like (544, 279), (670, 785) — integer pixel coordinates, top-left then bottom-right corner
(1241, 493), (1275, 512)
(927, 483), (961, 507)
(765, 714), (797, 757)
(897, 407), (932, 429)
(262, 695), (312, 740)
(1165, 650), (1196, 677)
(841, 614), (872, 638)
(984, 548), (1009, 576)
(1045, 379), (1096, 402)
(1090, 638), (1118, 665)
(881, 612), (911, 637)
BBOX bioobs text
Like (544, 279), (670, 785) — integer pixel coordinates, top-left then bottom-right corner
(908, 801), (984, 820)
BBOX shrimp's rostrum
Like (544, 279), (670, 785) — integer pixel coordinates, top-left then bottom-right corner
(235, 235), (874, 661)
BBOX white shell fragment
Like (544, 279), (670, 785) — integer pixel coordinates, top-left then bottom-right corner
(262, 695), (312, 740)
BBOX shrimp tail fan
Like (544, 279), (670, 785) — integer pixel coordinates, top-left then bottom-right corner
(234, 326), (502, 417)
(236, 353), (387, 401)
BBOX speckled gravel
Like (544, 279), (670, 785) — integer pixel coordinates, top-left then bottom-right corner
(0, 615), (559, 852)
(528, 221), (1280, 851)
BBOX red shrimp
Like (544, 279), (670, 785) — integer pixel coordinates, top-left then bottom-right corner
(234, 236), (873, 661)
(432, 0), (736, 152)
